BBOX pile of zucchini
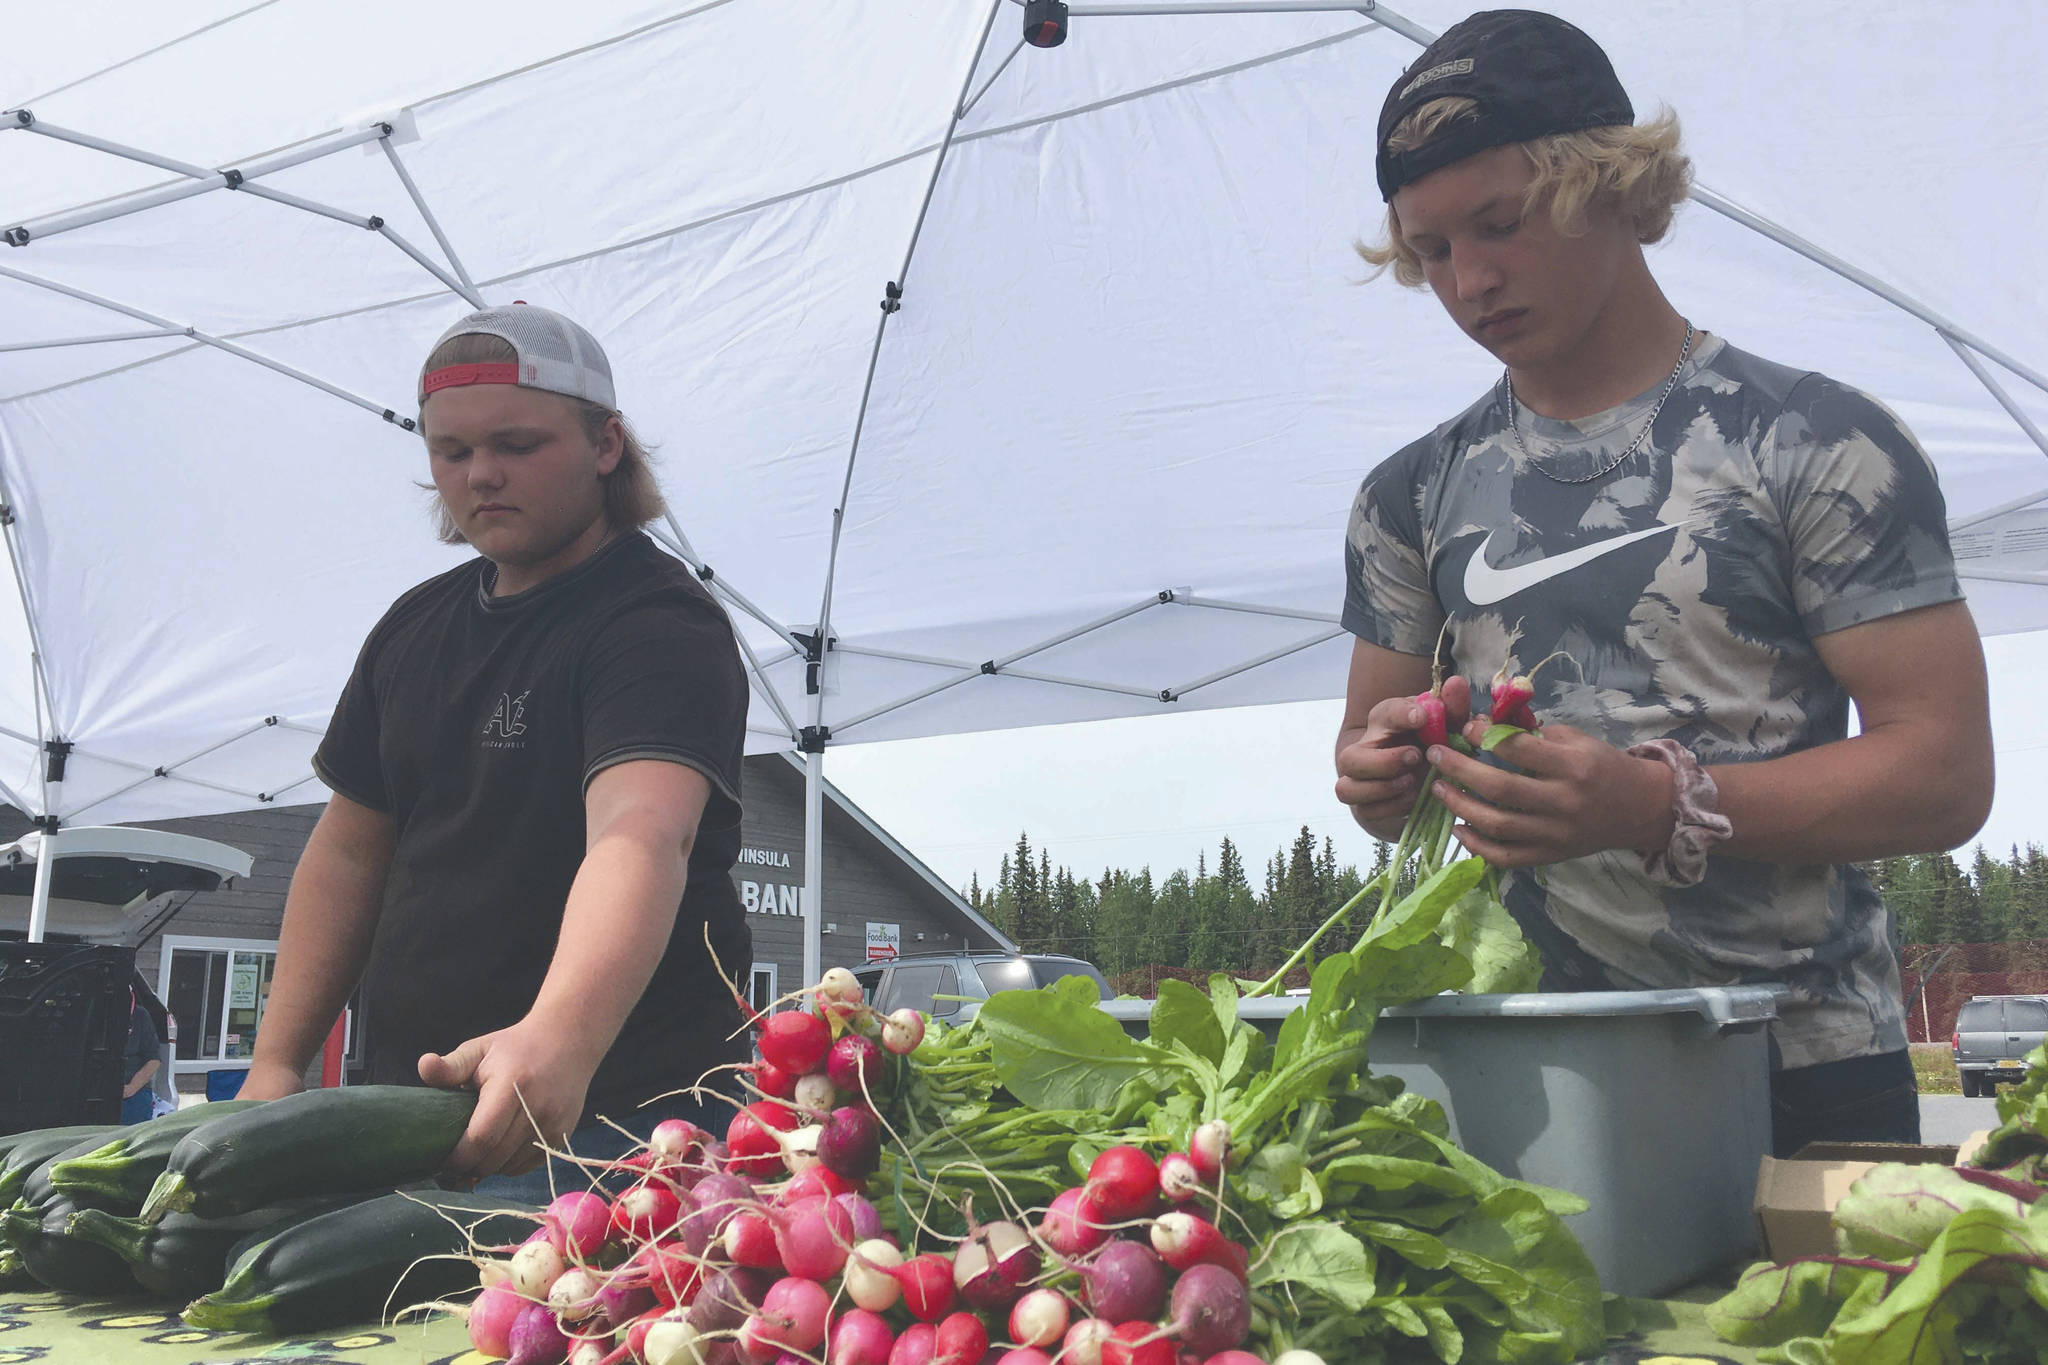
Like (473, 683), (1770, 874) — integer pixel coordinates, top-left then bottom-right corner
(0, 1085), (540, 1334)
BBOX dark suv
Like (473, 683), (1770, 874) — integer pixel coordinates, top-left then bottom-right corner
(1953, 994), (2048, 1097)
(853, 952), (1109, 1025)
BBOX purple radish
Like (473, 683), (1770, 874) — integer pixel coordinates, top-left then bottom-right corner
(1166, 1262), (1251, 1356)
(827, 1033), (884, 1094)
(596, 1278), (655, 1329)
(687, 1266), (776, 1336)
(953, 1219), (1039, 1312)
(1080, 1240), (1169, 1324)
(818, 1105), (882, 1180)
(680, 1173), (751, 1256)
(835, 1191), (883, 1241)
(506, 1302), (570, 1365)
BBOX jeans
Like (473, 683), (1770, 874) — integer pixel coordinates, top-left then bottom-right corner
(120, 1090), (154, 1125)
(1770, 1047), (1919, 1158)
(474, 1088), (735, 1203)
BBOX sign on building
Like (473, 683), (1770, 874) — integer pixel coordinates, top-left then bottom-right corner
(865, 922), (901, 962)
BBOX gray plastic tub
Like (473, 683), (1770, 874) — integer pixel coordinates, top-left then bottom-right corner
(1100, 985), (1777, 1298)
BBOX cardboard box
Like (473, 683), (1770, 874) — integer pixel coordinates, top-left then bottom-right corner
(1754, 1142), (1960, 1263)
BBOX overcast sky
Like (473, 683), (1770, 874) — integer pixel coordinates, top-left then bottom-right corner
(824, 627), (2048, 894)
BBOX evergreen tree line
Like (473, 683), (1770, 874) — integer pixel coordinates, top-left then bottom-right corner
(1870, 845), (2048, 946)
(964, 828), (1395, 976)
(964, 838), (2048, 971)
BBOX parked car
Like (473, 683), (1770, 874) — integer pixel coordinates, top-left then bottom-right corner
(853, 951), (1109, 1026)
(1953, 994), (2048, 1097)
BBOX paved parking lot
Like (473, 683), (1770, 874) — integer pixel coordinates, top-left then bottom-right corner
(1921, 1092), (2005, 1145)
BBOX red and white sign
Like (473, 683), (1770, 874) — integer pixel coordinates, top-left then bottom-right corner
(865, 922), (901, 962)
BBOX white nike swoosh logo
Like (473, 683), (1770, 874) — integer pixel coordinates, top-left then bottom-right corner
(1462, 522), (1689, 606)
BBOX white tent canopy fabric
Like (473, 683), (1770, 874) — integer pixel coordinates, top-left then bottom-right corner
(3, 2), (2045, 972)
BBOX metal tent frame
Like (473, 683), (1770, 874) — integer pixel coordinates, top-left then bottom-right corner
(1, 0), (2043, 981)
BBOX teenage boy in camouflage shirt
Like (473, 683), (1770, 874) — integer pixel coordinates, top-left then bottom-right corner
(1333, 11), (1993, 1156)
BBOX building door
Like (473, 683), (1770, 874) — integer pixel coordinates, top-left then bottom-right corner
(160, 936), (279, 1080)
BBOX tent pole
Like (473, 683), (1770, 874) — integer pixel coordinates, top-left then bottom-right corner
(25, 826), (57, 944)
(803, 746), (824, 988)
(1941, 332), (2048, 459)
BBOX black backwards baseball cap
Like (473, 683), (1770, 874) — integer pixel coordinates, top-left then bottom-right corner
(1375, 9), (1633, 201)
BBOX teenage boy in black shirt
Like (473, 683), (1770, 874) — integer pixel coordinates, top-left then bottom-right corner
(243, 305), (751, 1186)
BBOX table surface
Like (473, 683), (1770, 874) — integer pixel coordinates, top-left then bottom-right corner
(0, 1284), (1760, 1365)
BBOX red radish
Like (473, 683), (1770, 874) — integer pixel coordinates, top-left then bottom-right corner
(1149, 1211), (1224, 1273)
(770, 1195), (855, 1281)
(880, 1008), (926, 1055)
(888, 1323), (937, 1365)
(1008, 1289), (1071, 1348)
(1040, 1188), (1108, 1256)
(512, 1238), (569, 1299)
(817, 1105), (882, 1180)
(1101, 1323), (1172, 1365)
(781, 1166), (856, 1202)
(1187, 1122), (1233, 1183)
(507, 1302), (571, 1365)
(650, 1119), (707, 1164)
(1061, 1319), (1116, 1365)
(1164, 1264), (1250, 1356)
(813, 966), (865, 1023)
(933, 1312), (988, 1365)
(624, 1240), (697, 1312)
(752, 1061), (798, 1101)
(1203, 1354), (1265, 1365)
(829, 1308), (897, 1365)
(726, 1101), (798, 1178)
(1080, 1241), (1169, 1324)
(954, 1218), (1039, 1311)
(835, 1192), (884, 1242)
(780, 1122), (823, 1177)
(1413, 690), (1449, 747)
(545, 1190), (614, 1264)
(794, 1072), (839, 1115)
(758, 1010), (832, 1075)
(996, 1354), (1054, 1365)
(846, 1238), (905, 1312)
(723, 1210), (783, 1270)
(750, 1276), (831, 1354)
(1156, 1154), (1202, 1204)
(468, 1284), (525, 1357)
(827, 1033), (884, 1094)
(1086, 1147), (1160, 1222)
(612, 1179), (684, 1242)
(892, 1252), (959, 1321)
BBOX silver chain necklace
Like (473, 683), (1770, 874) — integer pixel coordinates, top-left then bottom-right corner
(1504, 321), (1695, 485)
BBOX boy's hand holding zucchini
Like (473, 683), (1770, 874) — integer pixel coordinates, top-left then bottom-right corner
(140, 1084), (478, 1222)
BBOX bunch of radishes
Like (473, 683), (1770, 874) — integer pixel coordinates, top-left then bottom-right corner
(452, 969), (1326, 1365)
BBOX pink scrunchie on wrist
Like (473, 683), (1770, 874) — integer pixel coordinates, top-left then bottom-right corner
(1626, 738), (1733, 887)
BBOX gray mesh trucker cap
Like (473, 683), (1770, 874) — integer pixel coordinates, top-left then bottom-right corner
(419, 302), (617, 409)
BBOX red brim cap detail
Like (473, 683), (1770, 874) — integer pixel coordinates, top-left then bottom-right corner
(421, 362), (520, 395)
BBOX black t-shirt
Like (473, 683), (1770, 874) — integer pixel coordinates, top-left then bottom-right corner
(314, 532), (752, 1124)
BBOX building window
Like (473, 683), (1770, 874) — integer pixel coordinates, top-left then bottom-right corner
(749, 963), (779, 1015)
(160, 937), (278, 1070)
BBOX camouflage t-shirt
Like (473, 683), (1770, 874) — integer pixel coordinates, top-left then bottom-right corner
(1343, 332), (1962, 1070)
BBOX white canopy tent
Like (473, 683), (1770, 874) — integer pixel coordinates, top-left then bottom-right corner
(1, 2), (2044, 979)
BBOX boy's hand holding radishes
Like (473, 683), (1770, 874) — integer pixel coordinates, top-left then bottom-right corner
(1425, 719), (1677, 870)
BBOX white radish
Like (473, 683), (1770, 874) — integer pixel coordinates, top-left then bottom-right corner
(845, 1237), (905, 1311)
(781, 1122), (823, 1176)
(547, 1266), (602, 1323)
(511, 1238), (567, 1299)
(794, 1072), (838, 1114)
(1273, 1353), (1328, 1365)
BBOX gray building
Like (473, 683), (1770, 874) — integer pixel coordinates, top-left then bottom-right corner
(1, 754), (1010, 1095)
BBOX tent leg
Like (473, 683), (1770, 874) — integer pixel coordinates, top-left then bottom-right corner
(803, 751), (824, 988)
(26, 827), (58, 943)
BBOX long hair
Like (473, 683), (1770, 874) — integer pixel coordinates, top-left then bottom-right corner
(1357, 97), (1693, 287)
(418, 332), (667, 544)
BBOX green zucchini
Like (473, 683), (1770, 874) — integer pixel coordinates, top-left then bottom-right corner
(0, 1126), (121, 1207)
(1, 1195), (138, 1296)
(67, 1198), (355, 1299)
(0, 1246), (26, 1287)
(181, 1189), (538, 1334)
(143, 1085), (477, 1222)
(47, 1099), (263, 1207)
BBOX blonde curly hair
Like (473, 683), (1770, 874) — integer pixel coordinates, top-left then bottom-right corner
(1358, 97), (1693, 287)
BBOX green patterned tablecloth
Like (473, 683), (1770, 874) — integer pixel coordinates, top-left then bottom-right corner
(0, 1284), (1759, 1365)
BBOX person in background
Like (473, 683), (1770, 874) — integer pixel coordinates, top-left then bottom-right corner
(120, 989), (161, 1125)
(240, 304), (752, 1196)
(1332, 11), (1993, 1157)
